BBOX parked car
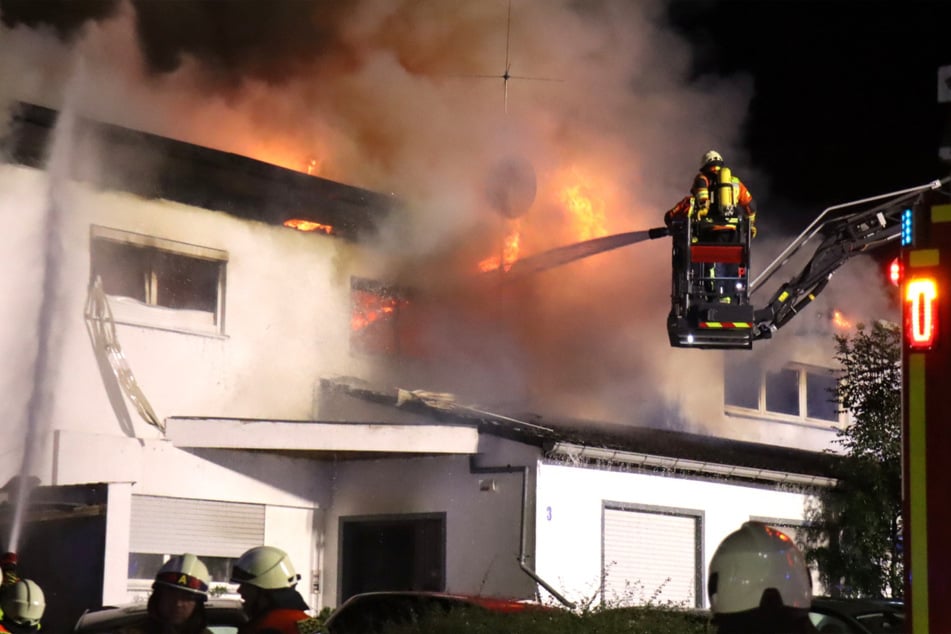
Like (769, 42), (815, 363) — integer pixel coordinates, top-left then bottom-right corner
(808, 597), (904, 634)
(74, 598), (247, 633)
(321, 591), (561, 634)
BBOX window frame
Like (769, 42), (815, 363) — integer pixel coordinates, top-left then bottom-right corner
(90, 225), (228, 336)
(724, 363), (844, 426)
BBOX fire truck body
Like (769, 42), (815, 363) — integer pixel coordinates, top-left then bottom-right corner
(901, 199), (951, 634)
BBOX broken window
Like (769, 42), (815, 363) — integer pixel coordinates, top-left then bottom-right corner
(90, 226), (227, 334)
(350, 277), (412, 356)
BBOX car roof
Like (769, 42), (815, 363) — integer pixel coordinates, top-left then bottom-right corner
(74, 598), (246, 631)
(812, 597), (904, 615)
(324, 591), (555, 629)
(332, 591), (549, 608)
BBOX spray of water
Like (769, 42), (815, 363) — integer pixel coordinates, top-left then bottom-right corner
(6, 106), (73, 554)
(502, 228), (666, 278)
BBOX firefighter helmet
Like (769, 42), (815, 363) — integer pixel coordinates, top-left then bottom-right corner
(707, 521), (812, 615)
(230, 546), (300, 590)
(701, 150), (724, 168)
(1, 578), (46, 627)
(153, 553), (211, 600)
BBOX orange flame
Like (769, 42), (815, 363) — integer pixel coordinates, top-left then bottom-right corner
(560, 177), (607, 241)
(478, 221), (522, 273)
(227, 139), (327, 176)
(284, 219), (334, 234)
(351, 292), (405, 331)
(832, 310), (853, 330)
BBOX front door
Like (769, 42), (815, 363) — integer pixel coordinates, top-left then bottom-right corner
(339, 513), (445, 602)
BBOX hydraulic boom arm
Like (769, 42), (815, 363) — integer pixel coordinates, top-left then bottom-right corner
(750, 179), (947, 340)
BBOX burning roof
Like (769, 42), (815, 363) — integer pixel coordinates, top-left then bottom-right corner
(1, 101), (397, 240)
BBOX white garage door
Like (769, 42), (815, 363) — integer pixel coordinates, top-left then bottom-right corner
(602, 505), (700, 607)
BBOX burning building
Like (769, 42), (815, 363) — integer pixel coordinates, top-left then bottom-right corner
(0, 0), (898, 628)
(0, 98), (857, 626)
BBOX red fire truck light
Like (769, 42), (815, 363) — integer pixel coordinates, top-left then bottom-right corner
(905, 277), (938, 349)
(889, 257), (901, 286)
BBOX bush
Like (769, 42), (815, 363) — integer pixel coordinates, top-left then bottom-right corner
(370, 605), (710, 633)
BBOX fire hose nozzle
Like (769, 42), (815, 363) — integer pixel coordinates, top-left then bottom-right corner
(648, 226), (670, 239)
(0, 552), (20, 580)
(1, 552), (18, 585)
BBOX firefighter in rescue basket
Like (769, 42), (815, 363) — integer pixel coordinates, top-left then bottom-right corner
(665, 150), (757, 302)
(662, 150), (758, 348)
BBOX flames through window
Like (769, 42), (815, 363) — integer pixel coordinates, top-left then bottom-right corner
(350, 277), (411, 356)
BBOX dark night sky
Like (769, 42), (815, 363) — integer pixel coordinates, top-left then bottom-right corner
(666, 0), (951, 226)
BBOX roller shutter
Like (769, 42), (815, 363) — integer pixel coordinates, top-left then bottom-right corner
(130, 495), (265, 557)
(602, 505), (701, 607)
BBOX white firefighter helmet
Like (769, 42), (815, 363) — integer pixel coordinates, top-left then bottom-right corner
(707, 521), (812, 615)
(230, 546), (299, 590)
(701, 149), (724, 168)
(153, 553), (210, 600)
(1, 578), (46, 627)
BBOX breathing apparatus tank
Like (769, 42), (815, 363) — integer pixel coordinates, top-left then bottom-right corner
(716, 166), (736, 214)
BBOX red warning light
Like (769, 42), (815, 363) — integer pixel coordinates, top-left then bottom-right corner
(889, 257), (901, 287)
(905, 277), (938, 349)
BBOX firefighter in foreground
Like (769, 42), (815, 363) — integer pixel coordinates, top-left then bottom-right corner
(230, 546), (319, 634)
(0, 578), (45, 633)
(121, 553), (214, 634)
(665, 150), (758, 301)
(708, 521), (819, 634)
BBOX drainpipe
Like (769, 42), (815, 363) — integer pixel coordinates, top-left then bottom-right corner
(469, 456), (575, 608)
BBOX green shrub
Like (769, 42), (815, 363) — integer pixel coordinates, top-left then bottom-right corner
(371, 605), (710, 633)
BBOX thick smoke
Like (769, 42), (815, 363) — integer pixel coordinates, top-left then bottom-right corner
(0, 0), (887, 431)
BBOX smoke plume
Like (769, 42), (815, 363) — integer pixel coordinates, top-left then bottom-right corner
(0, 0), (892, 432)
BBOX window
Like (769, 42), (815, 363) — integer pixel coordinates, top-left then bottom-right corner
(128, 496), (265, 597)
(725, 362), (840, 423)
(128, 553), (236, 584)
(765, 368), (800, 416)
(350, 277), (412, 356)
(806, 371), (839, 420)
(90, 226), (227, 334)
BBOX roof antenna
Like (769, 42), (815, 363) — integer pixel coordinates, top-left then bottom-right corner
(467, 0), (562, 114)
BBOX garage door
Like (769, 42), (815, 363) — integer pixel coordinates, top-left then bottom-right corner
(602, 504), (701, 607)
